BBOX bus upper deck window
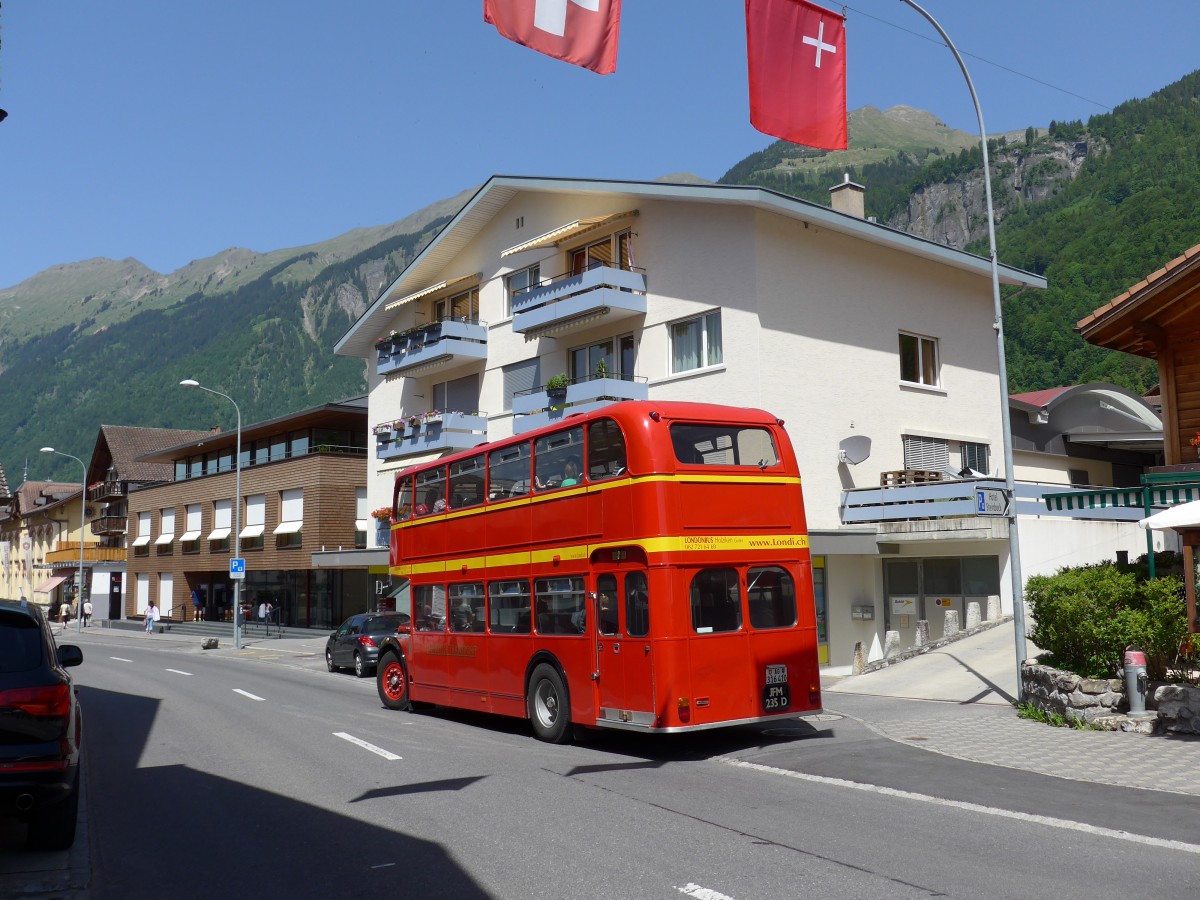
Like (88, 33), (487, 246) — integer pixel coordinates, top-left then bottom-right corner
(488, 443), (532, 499)
(450, 455), (485, 509)
(394, 475), (414, 521)
(416, 467), (447, 515)
(670, 423), (779, 467)
(587, 418), (627, 480)
(534, 427), (585, 491)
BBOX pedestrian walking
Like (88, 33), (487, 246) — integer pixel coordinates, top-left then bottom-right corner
(265, 600), (275, 636)
(191, 587), (204, 622)
(145, 600), (159, 634)
(59, 602), (70, 630)
(82, 598), (93, 627)
(258, 599), (268, 632)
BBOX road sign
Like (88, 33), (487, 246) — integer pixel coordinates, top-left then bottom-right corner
(230, 558), (246, 580)
(975, 488), (1009, 517)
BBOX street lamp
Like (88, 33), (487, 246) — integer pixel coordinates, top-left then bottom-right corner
(180, 379), (243, 650)
(40, 447), (86, 635)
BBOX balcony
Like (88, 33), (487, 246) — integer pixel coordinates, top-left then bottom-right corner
(89, 480), (125, 502)
(377, 319), (487, 379)
(91, 515), (128, 537)
(840, 477), (1152, 536)
(511, 266), (646, 338)
(512, 375), (648, 434)
(375, 411), (489, 461)
(46, 543), (127, 564)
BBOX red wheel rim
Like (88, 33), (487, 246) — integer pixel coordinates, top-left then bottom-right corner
(382, 660), (407, 701)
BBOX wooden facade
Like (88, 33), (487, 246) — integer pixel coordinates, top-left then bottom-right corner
(1078, 242), (1200, 629)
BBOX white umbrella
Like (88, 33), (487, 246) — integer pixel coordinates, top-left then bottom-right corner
(1138, 498), (1200, 530)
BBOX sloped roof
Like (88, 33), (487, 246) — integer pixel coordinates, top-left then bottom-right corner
(13, 481), (82, 518)
(1009, 387), (1073, 410)
(335, 175), (1047, 358)
(1077, 242), (1200, 355)
(89, 425), (213, 484)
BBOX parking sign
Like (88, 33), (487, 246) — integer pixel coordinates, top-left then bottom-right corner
(230, 558), (246, 580)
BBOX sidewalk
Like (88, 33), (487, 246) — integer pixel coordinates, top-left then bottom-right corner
(822, 622), (1200, 795)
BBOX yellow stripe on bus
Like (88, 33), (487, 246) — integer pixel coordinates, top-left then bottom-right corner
(389, 533), (808, 578)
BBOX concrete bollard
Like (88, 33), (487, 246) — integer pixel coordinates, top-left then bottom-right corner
(884, 630), (900, 658)
(852, 641), (864, 675)
(944, 609), (961, 637)
(986, 595), (1001, 621)
(966, 601), (981, 629)
(915, 620), (929, 648)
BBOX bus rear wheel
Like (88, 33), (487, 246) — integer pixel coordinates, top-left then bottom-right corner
(527, 663), (571, 744)
(377, 651), (411, 711)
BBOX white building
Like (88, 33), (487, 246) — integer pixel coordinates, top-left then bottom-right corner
(334, 175), (1157, 667)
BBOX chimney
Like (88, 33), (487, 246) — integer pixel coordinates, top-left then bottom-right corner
(829, 172), (865, 219)
(210, 426), (221, 434)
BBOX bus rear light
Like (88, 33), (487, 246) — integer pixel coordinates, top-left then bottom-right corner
(676, 697), (688, 709)
(809, 684), (821, 704)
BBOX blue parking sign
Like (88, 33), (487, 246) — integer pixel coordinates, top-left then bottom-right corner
(230, 558), (246, 579)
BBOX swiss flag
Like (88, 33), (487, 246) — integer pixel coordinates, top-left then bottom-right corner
(745, 0), (847, 151)
(485, 0), (621, 75)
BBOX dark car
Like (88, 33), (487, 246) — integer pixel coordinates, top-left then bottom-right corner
(0, 598), (84, 850)
(326, 613), (408, 678)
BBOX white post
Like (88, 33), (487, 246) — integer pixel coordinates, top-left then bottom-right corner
(39, 447), (87, 635)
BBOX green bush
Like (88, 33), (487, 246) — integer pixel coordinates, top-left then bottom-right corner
(1026, 563), (1187, 681)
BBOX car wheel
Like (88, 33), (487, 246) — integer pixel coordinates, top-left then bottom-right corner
(27, 773), (79, 851)
(325, 649), (337, 672)
(527, 663), (572, 744)
(353, 651), (367, 678)
(376, 651), (411, 710)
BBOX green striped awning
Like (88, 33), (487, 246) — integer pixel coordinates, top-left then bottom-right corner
(1043, 486), (1199, 511)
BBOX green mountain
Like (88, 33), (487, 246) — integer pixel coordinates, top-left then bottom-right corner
(7, 71), (1200, 482)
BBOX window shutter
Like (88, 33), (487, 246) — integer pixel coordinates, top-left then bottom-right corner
(903, 436), (949, 470)
(503, 359), (540, 410)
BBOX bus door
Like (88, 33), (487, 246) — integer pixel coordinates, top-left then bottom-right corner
(594, 571), (654, 727)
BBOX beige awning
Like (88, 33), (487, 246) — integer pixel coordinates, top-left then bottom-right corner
(500, 210), (638, 258)
(206, 528), (231, 541)
(33, 575), (69, 594)
(273, 520), (303, 535)
(384, 273), (481, 311)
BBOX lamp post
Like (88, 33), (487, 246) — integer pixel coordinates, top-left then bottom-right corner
(40, 447), (86, 635)
(180, 379), (243, 650)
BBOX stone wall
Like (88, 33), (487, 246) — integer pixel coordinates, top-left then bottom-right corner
(1020, 662), (1200, 735)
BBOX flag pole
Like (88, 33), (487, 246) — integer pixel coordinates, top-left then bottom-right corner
(898, 0), (1028, 700)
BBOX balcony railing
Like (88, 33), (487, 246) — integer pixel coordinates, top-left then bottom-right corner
(377, 318), (487, 379)
(89, 480), (125, 502)
(512, 374), (648, 434)
(91, 515), (128, 537)
(841, 477), (1153, 526)
(510, 265), (646, 338)
(375, 411), (489, 461)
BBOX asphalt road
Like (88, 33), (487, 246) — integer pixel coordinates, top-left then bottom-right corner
(3, 628), (1198, 900)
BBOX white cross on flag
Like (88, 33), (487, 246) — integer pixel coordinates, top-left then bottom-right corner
(745, 0), (847, 150)
(485, 0), (621, 74)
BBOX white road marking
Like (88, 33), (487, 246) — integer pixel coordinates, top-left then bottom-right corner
(165, 668), (192, 676)
(714, 756), (1200, 855)
(333, 732), (402, 761)
(233, 689), (266, 701)
(370, 863), (396, 869)
(676, 883), (736, 900)
(110, 657), (133, 662)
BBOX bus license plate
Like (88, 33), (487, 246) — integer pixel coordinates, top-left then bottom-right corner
(763, 664), (790, 711)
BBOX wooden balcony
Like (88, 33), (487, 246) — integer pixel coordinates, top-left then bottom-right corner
(91, 515), (128, 537)
(89, 480), (125, 502)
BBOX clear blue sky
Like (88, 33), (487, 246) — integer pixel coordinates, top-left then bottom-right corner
(1, 1), (1194, 291)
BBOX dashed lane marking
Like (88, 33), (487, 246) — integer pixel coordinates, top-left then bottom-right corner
(110, 657), (132, 662)
(165, 668), (193, 676)
(333, 732), (402, 761)
(233, 689), (266, 701)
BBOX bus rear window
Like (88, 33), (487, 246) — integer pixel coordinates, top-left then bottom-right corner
(690, 568), (742, 634)
(670, 424), (779, 467)
(747, 566), (797, 629)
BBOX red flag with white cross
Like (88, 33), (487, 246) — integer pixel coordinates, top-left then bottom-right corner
(745, 0), (848, 150)
(484, 0), (621, 75)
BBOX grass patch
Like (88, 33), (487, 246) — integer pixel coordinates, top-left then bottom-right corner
(1014, 702), (1096, 730)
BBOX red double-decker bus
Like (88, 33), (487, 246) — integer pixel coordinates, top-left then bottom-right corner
(375, 400), (822, 742)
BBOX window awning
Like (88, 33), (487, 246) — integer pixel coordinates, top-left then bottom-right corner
(273, 520), (303, 535)
(384, 273), (481, 311)
(179, 531), (202, 542)
(155, 533), (175, 545)
(501, 210), (637, 258)
(207, 528), (231, 541)
(131, 535), (152, 547)
(354, 519), (370, 532)
(239, 524), (265, 539)
(33, 575), (68, 594)
(1043, 486), (1199, 511)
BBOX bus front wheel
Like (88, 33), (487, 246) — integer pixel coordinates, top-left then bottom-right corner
(528, 663), (571, 744)
(377, 651), (411, 711)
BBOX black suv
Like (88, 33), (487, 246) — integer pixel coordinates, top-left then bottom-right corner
(0, 598), (84, 850)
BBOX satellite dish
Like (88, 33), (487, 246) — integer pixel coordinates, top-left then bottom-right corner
(838, 435), (871, 465)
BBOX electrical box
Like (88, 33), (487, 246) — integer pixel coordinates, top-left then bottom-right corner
(851, 605), (875, 620)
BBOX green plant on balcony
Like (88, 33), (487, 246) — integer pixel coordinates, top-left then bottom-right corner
(594, 358), (608, 379)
